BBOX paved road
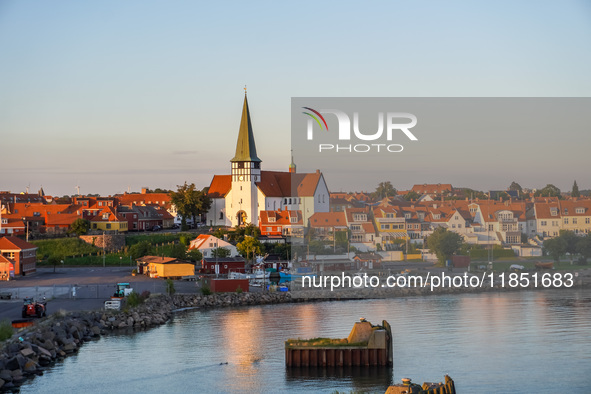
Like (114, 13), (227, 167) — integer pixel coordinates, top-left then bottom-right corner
(0, 267), (200, 321)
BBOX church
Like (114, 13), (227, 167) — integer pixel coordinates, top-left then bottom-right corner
(206, 94), (329, 227)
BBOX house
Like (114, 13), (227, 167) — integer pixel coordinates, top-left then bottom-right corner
(344, 207), (376, 246)
(0, 255), (14, 281)
(411, 183), (453, 196)
(89, 207), (129, 233)
(259, 210), (303, 239)
(0, 236), (37, 276)
(188, 234), (239, 258)
(372, 206), (408, 248)
(202, 257), (246, 275)
(136, 256), (194, 278)
(0, 216), (25, 236)
(353, 252), (383, 269)
(206, 94), (330, 227)
(308, 211), (348, 241)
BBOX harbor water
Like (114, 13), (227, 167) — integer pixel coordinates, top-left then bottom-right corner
(20, 288), (591, 393)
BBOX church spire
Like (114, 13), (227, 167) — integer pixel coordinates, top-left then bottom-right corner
(231, 94), (261, 163)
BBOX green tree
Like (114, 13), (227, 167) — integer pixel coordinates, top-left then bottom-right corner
(187, 249), (203, 262)
(571, 180), (580, 198)
(543, 236), (567, 262)
(69, 218), (90, 236)
(169, 243), (188, 260)
(128, 241), (152, 259)
(373, 181), (396, 200)
(535, 184), (561, 198)
(236, 236), (264, 262)
(425, 227), (463, 266)
(212, 247), (231, 258)
(403, 191), (421, 201)
(559, 230), (579, 264)
(508, 181), (522, 193)
(576, 235), (591, 264)
(170, 182), (212, 230)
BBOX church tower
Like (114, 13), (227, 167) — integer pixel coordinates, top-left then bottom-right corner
(229, 94), (261, 226)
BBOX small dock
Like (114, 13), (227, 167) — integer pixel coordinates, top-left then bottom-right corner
(285, 319), (392, 367)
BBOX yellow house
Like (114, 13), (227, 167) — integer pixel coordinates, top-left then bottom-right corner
(137, 256), (195, 279)
(90, 207), (128, 233)
(372, 206), (408, 245)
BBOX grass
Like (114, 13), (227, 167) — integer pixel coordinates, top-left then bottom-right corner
(285, 337), (368, 348)
(125, 232), (193, 246)
(0, 319), (14, 342)
(33, 238), (101, 260)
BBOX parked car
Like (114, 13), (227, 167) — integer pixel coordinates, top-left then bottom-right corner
(152, 225), (162, 231)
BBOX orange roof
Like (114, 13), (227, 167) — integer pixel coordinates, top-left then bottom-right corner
(260, 210), (303, 226)
(309, 212), (347, 228)
(208, 170), (325, 199)
(45, 213), (81, 226)
(90, 207), (126, 222)
(411, 184), (453, 194)
(0, 236), (37, 250)
(208, 175), (232, 198)
(118, 193), (171, 207)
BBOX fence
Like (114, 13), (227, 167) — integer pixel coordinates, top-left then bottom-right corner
(1, 281), (170, 300)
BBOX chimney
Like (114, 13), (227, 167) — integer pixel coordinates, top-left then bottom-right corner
(316, 169), (320, 174)
(141, 188), (148, 194)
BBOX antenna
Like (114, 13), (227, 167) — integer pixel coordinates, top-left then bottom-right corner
(76, 184), (80, 196)
(26, 183), (30, 194)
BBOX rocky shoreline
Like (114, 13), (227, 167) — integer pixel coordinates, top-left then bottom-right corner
(0, 292), (292, 391)
(1, 272), (589, 391)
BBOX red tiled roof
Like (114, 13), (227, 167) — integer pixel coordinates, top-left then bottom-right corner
(0, 236), (37, 250)
(208, 175), (232, 198)
(309, 212), (347, 228)
(260, 210), (303, 226)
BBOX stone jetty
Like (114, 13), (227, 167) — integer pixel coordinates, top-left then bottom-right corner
(0, 292), (292, 391)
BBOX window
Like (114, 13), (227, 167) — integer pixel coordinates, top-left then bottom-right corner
(576, 208), (585, 214)
(458, 224), (462, 228)
(564, 218), (569, 224)
(289, 198), (292, 204)
(268, 217), (276, 223)
(381, 224), (390, 230)
(290, 217), (297, 223)
(564, 208), (568, 215)
(219, 211), (224, 220)
(573, 218), (578, 224)
(452, 224), (456, 228)
(266, 227), (272, 232)
(386, 213), (394, 218)
(106, 224), (111, 229)
(541, 221), (547, 226)
(586, 218), (590, 224)
(405, 213), (411, 219)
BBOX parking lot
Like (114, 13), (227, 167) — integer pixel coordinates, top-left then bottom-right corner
(0, 267), (200, 321)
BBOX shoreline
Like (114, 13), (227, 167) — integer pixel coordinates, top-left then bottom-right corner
(1, 274), (590, 391)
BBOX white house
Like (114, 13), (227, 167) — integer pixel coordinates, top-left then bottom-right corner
(188, 234), (239, 258)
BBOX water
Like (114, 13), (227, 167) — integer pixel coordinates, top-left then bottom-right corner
(20, 289), (591, 393)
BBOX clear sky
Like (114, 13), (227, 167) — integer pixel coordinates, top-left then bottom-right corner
(1, 0), (590, 196)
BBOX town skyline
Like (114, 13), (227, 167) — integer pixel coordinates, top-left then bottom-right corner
(2, 1), (591, 196)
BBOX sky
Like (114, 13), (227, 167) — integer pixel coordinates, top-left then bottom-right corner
(1, 1), (590, 196)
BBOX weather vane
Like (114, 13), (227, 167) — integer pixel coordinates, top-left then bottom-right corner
(244, 85), (247, 95)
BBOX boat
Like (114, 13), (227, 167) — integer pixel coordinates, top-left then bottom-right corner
(386, 376), (456, 394)
(535, 261), (554, 269)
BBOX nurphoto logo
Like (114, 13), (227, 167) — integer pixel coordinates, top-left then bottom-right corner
(302, 106), (418, 153)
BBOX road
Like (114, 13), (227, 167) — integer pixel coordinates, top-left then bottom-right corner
(0, 267), (200, 321)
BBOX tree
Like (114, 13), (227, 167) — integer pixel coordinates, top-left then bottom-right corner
(236, 236), (264, 262)
(372, 181), (396, 200)
(69, 219), (90, 236)
(128, 241), (152, 260)
(169, 243), (188, 260)
(576, 235), (591, 264)
(187, 249), (203, 263)
(508, 181), (522, 193)
(571, 180), (580, 198)
(169, 182), (212, 230)
(403, 191), (421, 201)
(559, 230), (579, 264)
(212, 247), (231, 258)
(534, 184), (561, 198)
(543, 236), (566, 262)
(425, 227), (463, 266)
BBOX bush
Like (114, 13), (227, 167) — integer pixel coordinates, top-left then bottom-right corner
(166, 278), (176, 296)
(0, 319), (14, 342)
(140, 290), (151, 301)
(201, 284), (212, 295)
(236, 286), (243, 294)
(127, 291), (141, 307)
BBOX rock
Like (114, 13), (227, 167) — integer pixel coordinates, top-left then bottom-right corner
(20, 348), (35, 358)
(0, 369), (12, 382)
(0, 378), (4, 389)
(62, 343), (77, 353)
(91, 326), (101, 336)
(36, 346), (52, 359)
(23, 360), (37, 373)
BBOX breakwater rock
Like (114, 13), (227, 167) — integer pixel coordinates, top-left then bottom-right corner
(0, 292), (292, 391)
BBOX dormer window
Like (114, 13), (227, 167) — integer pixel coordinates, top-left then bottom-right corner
(102, 213), (109, 220)
(550, 208), (558, 216)
(433, 214), (441, 220)
(268, 217), (276, 223)
(290, 217), (297, 223)
(576, 207), (585, 214)
(564, 208), (568, 215)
